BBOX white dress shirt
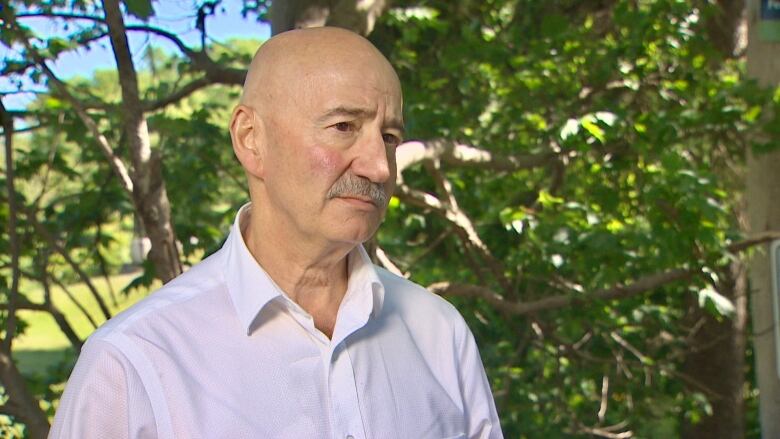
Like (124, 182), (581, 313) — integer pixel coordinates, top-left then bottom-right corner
(49, 206), (503, 439)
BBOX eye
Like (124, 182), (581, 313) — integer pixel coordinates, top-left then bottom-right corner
(333, 121), (354, 132)
(383, 133), (402, 148)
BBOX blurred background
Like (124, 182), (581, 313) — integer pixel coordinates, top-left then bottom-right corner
(2, 0), (780, 437)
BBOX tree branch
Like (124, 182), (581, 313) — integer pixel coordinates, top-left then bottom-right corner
(574, 424), (633, 439)
(430, 267), (694, 316)
(21, 206), (112, 321)
(47, 274), (99, 330)
(399, 183), (510, 282)
(142, 76), (214, 112)
(39, 269), (84, 353)
(123, 24), (246, 85)
(15, 12), (104, 21)
(375, 246), (405, 277)
(0, 299), (47, 312)
(0, 99), (21, 354)
(0, 352), (50, 438)
(726, 230), (780, 252)
(425, 160), (511, 289)
(124, 23), (198, 58)
(0, 60), (37, 77)
(0, 123), (47, 135)
(396, 139), (555, 176)
(16, 39), (134, 195)
(428, 230), (780, 315)
(394, 183), (446, 211)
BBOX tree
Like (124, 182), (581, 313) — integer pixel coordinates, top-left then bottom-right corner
(1, 0), (778, 437)
(1, 2), (252, 436)
(679, 1), (751, 437)
(745, 0), (780, 437)
(366, 1), (776, 436)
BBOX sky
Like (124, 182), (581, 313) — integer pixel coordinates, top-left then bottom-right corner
(1, 0), (271, 110)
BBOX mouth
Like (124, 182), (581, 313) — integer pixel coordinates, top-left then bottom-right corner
(336, 195), (378, 208)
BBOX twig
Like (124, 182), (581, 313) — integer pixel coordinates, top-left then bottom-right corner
(31, 131), (59, 209)
(47, 275), (99, 330)
(403, 227), (454, 269)
(40, 269), (83, 353)
(143, 76), (213, 111)
(610, 331), (651, 364)
(22, 47), (134, 195)
(395, 182), (509, 289)
(21, 206), (112, 321)
(577, 424), (633, 438)
(375, 246), (406, 277)
(598, 374), (609, 422)
(425, 161), (510, 289)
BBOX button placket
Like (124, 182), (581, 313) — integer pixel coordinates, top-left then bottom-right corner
(328, 341), (366, 439)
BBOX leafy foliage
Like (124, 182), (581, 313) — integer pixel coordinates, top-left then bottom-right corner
(1, 0), (778, 437)
(371, 1), (775, 436)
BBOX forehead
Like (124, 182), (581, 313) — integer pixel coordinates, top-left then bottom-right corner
(247, 29), (404, 122)
(299, 67), (403, 115)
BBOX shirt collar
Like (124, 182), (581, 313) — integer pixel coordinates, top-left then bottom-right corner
(333, 243), (385, 345)
(222, 203), (386, 336)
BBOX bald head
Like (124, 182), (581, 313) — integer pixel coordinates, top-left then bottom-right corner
(229, 26), (404, 250)
(240, 27), (401, 111)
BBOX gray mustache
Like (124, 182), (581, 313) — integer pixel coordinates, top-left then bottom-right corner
(326, 174), (388, 206)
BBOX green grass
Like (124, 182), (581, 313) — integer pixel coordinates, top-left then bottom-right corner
(1, 271), (157, 435)
(12, 272), (158, 376)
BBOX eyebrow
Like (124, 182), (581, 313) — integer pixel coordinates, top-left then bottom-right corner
(318, 106), (405, 135)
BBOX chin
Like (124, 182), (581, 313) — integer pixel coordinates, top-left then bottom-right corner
(325, 214), (381, 244)
(328, 223), (379, 246)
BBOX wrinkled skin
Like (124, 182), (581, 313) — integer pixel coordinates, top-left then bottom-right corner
(228, 27), (404, 337)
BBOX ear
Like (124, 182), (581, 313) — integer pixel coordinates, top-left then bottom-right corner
(229, 104), (265, 178)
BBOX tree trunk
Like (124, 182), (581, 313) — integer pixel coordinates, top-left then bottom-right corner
(705, 0), (747, 58)
(270, 0), (388, 36)
(326, 0), (389, 36)
(271, 0), (330, 34)
(0, 353), (50, 439)
(102, 0), (182, 283)
(1, 97), (51, 439)
(746, 1), (780, 437)
(680, 261), (747, 439)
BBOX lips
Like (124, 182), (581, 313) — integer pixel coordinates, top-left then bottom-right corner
(337, 195), (378, 208)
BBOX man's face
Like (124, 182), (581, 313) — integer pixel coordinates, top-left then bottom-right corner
(259, 53), (404, 247)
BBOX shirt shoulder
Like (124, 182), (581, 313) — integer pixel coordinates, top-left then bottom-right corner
(374, 266), (469, 336)
(90, 251), (228, 343)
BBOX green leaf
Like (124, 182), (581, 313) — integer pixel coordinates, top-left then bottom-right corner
(537, 190), (564, 207)
(697, 287), (735, 317)
(581, 117), (605, 143)
(122, 0), (155, 20)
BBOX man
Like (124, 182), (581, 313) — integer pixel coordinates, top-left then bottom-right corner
(50, 27), (502, 439)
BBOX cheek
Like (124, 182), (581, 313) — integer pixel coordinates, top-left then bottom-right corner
(308, 146), (345, 177)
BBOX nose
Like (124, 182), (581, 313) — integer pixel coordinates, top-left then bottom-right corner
(351, 129), (394, 184)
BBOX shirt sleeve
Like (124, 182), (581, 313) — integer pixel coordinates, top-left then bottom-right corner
(456, 321), (504, 439)
(49, 338), (157, 439)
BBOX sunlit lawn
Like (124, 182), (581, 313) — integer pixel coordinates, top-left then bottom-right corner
(12, 272), (157, 377)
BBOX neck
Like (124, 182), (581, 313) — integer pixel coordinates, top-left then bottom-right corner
(241, 204), (353, 338)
